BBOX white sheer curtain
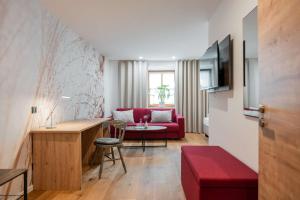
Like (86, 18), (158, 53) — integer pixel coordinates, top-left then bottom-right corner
(118, 60), (148, 108)
(176, 60), (203, 133)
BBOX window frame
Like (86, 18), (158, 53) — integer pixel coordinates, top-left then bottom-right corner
(147, 70), (175, 108)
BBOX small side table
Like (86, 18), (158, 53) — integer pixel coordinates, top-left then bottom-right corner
(0, 169), (27, 200)
(125, 126), (168, 152)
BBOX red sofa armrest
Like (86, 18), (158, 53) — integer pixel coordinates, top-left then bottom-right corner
(176, 114), (185, 138)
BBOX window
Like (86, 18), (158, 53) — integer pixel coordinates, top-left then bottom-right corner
(148, 71), (175, 107)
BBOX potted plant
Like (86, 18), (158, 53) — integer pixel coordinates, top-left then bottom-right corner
(157, 84), (170, 107)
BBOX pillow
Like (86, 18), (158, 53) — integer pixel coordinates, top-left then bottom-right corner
(151, 110), (172, 123)
(112, 110), (134, 123)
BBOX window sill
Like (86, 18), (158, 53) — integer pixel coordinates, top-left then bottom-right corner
(148, 104), (175, 108)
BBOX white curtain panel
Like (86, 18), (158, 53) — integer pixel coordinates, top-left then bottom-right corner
(176, 60), (203, 133)
(118, 60), (148, 108)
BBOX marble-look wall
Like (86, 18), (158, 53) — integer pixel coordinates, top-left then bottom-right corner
(0, 0), (104, 195)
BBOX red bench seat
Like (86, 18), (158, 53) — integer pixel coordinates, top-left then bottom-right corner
(181, 146), (258, 200)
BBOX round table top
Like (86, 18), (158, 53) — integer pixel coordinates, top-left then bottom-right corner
(125, 125), (167, 131)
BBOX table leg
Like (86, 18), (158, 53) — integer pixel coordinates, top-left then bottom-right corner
(165, 129), (168, 147)
(142, 134), (145, 152)
(24, 171), (27, 200)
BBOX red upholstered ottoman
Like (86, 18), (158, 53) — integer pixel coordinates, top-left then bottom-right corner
(181, 146), (258, 200)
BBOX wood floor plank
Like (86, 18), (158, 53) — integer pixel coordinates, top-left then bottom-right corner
(29, 133), (208, 200)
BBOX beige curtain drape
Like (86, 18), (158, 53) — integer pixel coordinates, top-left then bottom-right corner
(176, 60), (204, 133)
(118, 60), (148, 108)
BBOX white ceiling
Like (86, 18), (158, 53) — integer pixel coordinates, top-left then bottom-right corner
(41, 0), (221, 60)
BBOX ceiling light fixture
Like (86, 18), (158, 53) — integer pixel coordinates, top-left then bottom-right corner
(172, 56), (176, 60)
(139, 56), (144, 60)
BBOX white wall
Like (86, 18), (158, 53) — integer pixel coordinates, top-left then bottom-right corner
(208, 0), (258, 171)
(0, 0), (104, 194)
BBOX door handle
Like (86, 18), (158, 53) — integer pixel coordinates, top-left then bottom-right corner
(259, 105), (266, 127)
(259, 118), (265, 127)
(259, 105), (265, 114)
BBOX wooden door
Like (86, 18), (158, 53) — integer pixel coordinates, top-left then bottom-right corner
(259, 0), (300, 199)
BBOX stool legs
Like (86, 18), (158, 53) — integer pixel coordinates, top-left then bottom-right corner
(92, 146), (99, 165)
(96, 146), (127, 179)
(98, 148), (105, 179)
(111, 147), (115, 165)
(117, 147), (127, 173)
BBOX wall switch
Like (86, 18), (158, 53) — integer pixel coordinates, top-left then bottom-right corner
(31, 106), (37, 114)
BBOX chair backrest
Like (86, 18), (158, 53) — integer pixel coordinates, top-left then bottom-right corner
(102, 120), (127, 143)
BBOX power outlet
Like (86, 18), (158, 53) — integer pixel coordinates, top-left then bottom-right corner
(31, 106), (37, 114)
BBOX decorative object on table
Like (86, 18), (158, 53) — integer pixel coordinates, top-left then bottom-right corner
(138, 118), (143, 126)
(144, 114), (150, 128)
(45, 96), (71, 129)
(157, 84), (170, 107)
(136, 118), (146, 129)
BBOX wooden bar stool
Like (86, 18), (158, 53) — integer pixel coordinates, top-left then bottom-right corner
(92, 120), (127, 179)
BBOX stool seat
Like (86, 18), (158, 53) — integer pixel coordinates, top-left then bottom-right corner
(95, 138), (120, 145)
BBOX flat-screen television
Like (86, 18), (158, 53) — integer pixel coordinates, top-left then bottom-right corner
(218, 34), (233, 90)
(200, 35), (233, 92)
(200, 41), (219, 90)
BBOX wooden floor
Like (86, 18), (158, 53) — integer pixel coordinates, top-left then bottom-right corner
(29, 133), (208, 200)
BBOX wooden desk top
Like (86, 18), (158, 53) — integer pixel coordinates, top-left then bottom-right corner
(31, 118), (110, 133)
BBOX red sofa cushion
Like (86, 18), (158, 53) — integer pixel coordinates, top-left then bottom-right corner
(181, 146), (258, 188)
(116, 108), (176, 122)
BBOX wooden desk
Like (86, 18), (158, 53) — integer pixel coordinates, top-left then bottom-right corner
(31, 118), (109, 191)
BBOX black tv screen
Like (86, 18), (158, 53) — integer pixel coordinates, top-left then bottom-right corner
(200, 41), (219, 90)
(218, 35), (233, 90)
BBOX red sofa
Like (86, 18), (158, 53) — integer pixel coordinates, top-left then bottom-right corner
(114, 108), (185, 139)
(181, 146), (258, 200)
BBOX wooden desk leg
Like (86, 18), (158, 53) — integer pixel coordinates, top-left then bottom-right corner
(24, 171), (27, 200)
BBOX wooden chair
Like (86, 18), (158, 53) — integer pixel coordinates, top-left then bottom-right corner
(92, 120), (127, 179)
